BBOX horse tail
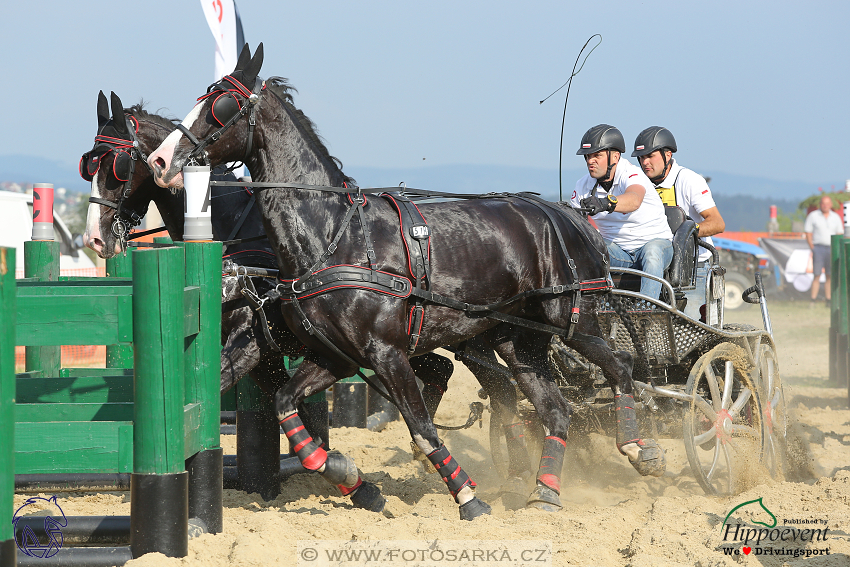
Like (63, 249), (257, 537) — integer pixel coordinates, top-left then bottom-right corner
(608, 292), (653, 386)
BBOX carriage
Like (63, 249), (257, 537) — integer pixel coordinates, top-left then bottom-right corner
(85, 42), (786, 519)
(486, 207), (785, 497)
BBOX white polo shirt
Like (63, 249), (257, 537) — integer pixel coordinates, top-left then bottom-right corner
(804, 208), (843, 246)
(570, 157), (672, 252)
(653, 159), (717, 261)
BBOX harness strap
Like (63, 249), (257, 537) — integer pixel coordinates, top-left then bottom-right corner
(175, 123), (202, 146)
(381, 192), (432, 354)
(291, 197), (363, 292)
(355, 198), (378, 274)
(88, 197), (120, 209)
(514, 194), (581, 283)
(280, 265), (412, 300)
(289, 295), (361, 368)
(225, 191), (256, 242)
(237, 271), (281, 352)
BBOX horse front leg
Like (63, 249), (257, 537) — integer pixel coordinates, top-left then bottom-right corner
(488, 329), (569, 512)
(370, 348), (491, 521)
(566, 331), (666, 478)
(274, 359), (386, 512)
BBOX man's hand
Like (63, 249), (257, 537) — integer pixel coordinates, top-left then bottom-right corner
(580, 193), (618, 215)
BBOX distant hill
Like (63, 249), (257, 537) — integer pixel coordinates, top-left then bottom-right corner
(0, 155), (90, 193)
(347, 164), (820, 232)
(345, 164), (824, 202)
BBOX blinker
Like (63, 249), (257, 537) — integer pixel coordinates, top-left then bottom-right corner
(211, 91), (242, 126)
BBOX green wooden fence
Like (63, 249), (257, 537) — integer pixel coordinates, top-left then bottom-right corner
(5, 239), (223, 562)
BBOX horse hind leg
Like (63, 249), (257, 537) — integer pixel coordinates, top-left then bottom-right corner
(566, 331), (666, 478)
(274, 360), (386, 512)
(487, 328), (568, 512)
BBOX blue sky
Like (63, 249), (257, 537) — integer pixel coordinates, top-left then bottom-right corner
(2, 1), (848, 191)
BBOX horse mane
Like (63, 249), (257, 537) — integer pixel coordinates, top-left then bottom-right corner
(264, 77), (356, 186)
(124, 103), (178, 131)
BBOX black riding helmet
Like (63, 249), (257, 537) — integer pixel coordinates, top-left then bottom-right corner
(632, 126), (677, 183)
(577, 124), (625, 186)
(576, 124), (626, 155)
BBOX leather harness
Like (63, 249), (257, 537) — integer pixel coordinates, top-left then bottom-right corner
(229, 186), (614, 368)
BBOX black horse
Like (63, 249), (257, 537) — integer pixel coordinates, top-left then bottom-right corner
(147, 43), (665, 520)
(80, 91), (533, 491)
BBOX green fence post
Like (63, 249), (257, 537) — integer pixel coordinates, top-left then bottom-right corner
(0, 248), (16, 565)
(182, 241), (223, 533)
(130, 246), (188, 558)
(106, 251), (134, 368)
(24, 240), (60, 377)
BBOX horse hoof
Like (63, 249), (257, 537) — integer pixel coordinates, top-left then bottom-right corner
(500, 476), (529, 511)
(526, 485), (562, 512)
(629, 439), (666, 477)
(350, 481), (386, 513)
(459, 497), (491, 520)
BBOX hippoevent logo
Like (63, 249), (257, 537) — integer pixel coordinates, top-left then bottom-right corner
(12, 495), (67, 559)
(719, 497), (831, 558)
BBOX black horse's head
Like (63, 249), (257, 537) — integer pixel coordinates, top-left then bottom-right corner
(149, 43), (265, 191)
(81, 91), (177, 258)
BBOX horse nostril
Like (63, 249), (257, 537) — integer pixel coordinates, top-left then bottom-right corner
(154, 157), (166, 172)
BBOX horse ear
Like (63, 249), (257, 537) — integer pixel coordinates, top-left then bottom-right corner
(244, 42), (264, 81)
(110, 92), (128, 134)
(233, 42), (250, 72)
(97, 91), (110, 128)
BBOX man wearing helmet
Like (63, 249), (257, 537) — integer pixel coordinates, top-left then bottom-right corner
(570, 124), (673, 299)
(632, 126), (726, 319)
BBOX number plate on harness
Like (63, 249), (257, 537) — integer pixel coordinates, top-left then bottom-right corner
(410, 225), (430, 239)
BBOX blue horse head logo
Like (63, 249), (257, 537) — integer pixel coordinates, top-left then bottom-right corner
(12, 495), (68, 558)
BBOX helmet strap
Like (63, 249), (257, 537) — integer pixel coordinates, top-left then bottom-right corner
(598, 149), (616, 190)
(649, 152), (672, 184)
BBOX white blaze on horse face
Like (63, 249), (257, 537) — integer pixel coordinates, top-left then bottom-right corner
(82, 172), (107, 256)
(148, 103), (204, 190)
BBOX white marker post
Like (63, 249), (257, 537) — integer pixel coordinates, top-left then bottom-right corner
(842, 204), (850, 238)
(183, 166), (213, 241)
(31, 183), (55, 241)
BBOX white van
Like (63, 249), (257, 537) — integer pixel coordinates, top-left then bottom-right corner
(0, 190), (97, 277)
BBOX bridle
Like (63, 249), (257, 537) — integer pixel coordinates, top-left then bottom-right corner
(174, 74), (265, 170)
(81, 114), (156, 250)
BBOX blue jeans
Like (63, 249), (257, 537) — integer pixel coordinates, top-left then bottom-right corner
(607, 239), (673, 300)
(683, 261), (709, 320)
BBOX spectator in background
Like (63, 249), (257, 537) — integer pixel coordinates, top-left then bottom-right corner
(804, 195), (843, 306)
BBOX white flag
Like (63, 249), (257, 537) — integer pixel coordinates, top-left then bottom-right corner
(200, 0), (239, 81)
(200, 0), (246, 177)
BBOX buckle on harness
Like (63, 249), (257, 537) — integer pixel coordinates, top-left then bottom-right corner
(552, 285), (565, 294)
(392, 278), (408, 292)
(570, 307), (580, 324)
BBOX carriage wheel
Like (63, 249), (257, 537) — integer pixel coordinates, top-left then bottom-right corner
(489, 408), (510, 480)
(683, 342), (764, 496)
(756, 343), (787, 479)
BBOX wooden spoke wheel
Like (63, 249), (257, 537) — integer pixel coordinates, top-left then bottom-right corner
(683, 343), (764, 496)
(489, 407), (510, 480)
(756, 343), (787, 479)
